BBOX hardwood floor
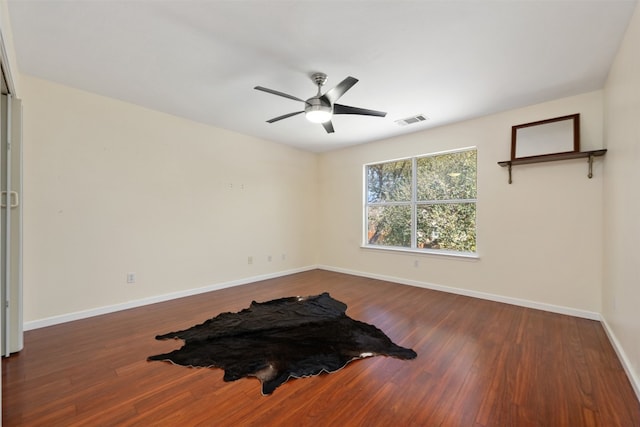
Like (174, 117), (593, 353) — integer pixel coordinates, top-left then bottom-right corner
(3, 269), (640, 426)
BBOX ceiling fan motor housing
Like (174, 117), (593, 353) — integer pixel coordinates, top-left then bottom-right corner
(304, 96), (332, 123)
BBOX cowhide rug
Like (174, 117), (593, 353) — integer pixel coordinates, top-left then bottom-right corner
(148, 292), (417, 395)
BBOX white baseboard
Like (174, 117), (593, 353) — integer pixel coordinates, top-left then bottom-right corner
(23, 266), (317, 331)
(600, 317), (640, 403)
(318, 265), (601, 320)
(24, 264), (600, 327)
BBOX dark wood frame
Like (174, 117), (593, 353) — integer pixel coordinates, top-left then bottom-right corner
(511, 113), (580, 161)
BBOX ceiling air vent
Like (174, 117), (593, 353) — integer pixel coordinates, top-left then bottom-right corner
(395, 114), (429, 126)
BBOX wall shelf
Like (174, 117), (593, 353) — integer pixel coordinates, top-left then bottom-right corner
(497, 149), (607, 184)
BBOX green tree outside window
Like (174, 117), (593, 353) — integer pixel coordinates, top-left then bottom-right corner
(366, 149), (477, 253)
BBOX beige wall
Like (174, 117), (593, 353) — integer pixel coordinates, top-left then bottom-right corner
(21, 77), (607, 324)
(21, 76), (318, 322)
(22, 80), (608, 323)
(603, 2), (640, 396)
(318, 90), (605, 315)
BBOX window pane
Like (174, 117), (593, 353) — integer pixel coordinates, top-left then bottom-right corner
(366, 160), (412, 203)
(417, 150), (477, 201)
(416, 203), (476, 252)
(367, 205), (411, 247)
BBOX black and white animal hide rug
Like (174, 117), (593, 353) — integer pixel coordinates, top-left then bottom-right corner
(148, 292), (417, 395)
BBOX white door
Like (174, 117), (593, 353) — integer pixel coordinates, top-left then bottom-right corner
(1, 87), (23, 357)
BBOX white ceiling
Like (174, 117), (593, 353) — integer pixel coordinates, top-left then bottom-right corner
(7, 0), (638, 152)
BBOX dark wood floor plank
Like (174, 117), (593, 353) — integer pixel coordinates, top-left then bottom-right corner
(3, 269), (639, 426)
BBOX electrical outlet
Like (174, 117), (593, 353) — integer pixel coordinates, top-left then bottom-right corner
(268, 255), (272, 262)
(127, 272), (136, 284)
(248, 256), (253, 265)
(413, 260), (419, 268)
(282, 253), (286, 261)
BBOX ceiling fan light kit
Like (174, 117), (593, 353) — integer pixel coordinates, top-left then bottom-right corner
(305, 101), (332, 123)
(255, 72), (387, 133)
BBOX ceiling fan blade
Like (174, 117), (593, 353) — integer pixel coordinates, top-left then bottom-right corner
(254, 86), (306, 103)
(322, 76), (358, 103)
(267, 111), (304, 123)
(333, 103), (387, 117)
(322, 121), (335, 133)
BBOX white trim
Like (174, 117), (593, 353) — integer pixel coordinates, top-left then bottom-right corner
(363, 146), (478, 167)
(3, 94), (12, 356)
(25, 263), (600, 328)
(23, 266), (317, 331)
(360, 244), (480, 260)
(600, 316), (640, 403)
(0, 28), (16, 95)
(317, 265), (600, 320)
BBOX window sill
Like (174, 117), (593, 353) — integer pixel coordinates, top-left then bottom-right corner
(361, 245), (480, 260)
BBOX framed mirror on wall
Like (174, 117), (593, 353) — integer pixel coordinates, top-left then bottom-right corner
(511, 113), (580, 161)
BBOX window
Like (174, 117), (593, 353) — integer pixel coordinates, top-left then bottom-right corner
(365, 148), (477, 254)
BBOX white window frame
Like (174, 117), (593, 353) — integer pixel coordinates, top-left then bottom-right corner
(363, 147), (478, 258)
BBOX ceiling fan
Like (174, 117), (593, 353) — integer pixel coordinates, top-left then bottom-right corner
(254, 72), (387, 133)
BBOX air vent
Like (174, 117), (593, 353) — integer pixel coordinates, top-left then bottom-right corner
(395, 114), (429, 126)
